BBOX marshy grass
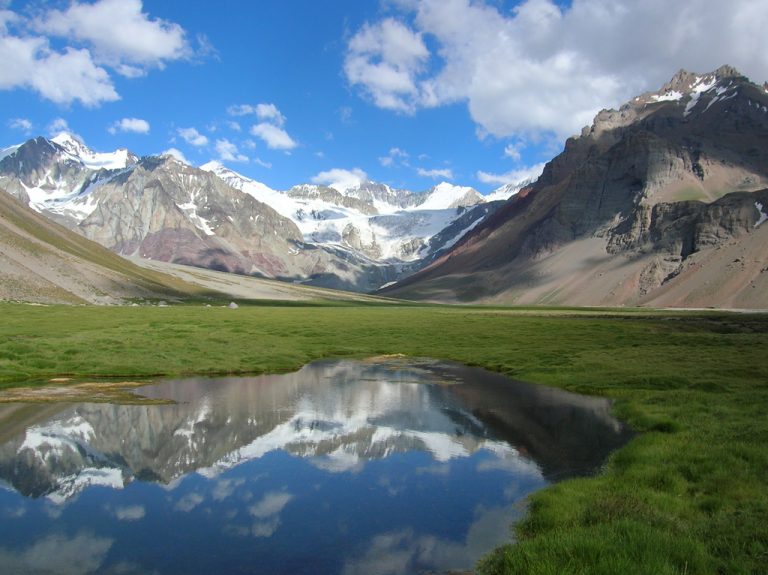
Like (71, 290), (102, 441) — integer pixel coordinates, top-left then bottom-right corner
(0, 301), (766, 573)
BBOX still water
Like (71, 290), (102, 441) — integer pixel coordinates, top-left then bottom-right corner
(0, 358), (631, 574)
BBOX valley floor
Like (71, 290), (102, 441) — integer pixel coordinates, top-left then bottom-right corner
(1, 303), (766, 574)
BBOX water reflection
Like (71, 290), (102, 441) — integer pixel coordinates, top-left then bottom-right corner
(0, 358), (631, 574)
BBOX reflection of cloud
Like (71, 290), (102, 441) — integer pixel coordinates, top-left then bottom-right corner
(251, 517), (280, 538)
(249, 491), (293, 518)
(175, 492), (204, 512)
(0, 532), (113, 575)
(416, 463), (451, 476)
(309, 448), (363, 474)
(343, 530), (415, 575)
(476, 453), (543, 479)
(212, 477), (245, 501)
(114, 505), (145, 521)
(3, 506), (26, 518)
(343, 504), (523, 575)
(248, 491), (293, 538)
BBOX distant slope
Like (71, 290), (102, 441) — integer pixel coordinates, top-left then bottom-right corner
(383, 66), (768, 309)
(131, 257), (404, 304)
(0, 189), (212, 304)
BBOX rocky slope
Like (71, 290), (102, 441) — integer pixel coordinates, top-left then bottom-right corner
(383, 66), (768, 308)
(0, 137), (507, 292)
(0, 189), (209, 304)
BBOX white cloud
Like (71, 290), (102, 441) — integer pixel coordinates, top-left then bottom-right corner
(227, 103), (286, 127)
(108, 117), (150, 134)
(162, 147), (189, 163)
(35, 0), (189, 73)
(476, 162), (546, 186)
(312, 167), (367, 192)
(250, 123), (297, 150)
(226, 120), (241, 132)
(417, 167), (453, 179)
(503, 143), (522, 162)
(0, 0), (193, 106)
(178, 127), (208, 147)
(379, 147), (409, 167)
(346, 0), (768, 139)
(0, 33), (118, 106)
(47, 117), (78, 137)
(253, 157), (272, 169)
(344, 18), (430, 113)
(8, 117), (32, 132)
(215, 138), (248, 163)
(255, 103), (285, 126)
(227, 104), (256, 116)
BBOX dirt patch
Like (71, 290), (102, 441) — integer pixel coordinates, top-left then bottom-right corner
(0, 380), (172, 404)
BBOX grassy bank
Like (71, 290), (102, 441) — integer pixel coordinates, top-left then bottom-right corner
(1, 302), (766, 573)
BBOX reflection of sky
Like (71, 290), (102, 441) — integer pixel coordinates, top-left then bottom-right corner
(0, 448), (544, 574)
(0, 359), (627, 574)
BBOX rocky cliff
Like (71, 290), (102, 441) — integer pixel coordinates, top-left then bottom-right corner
(383, 66), (768, 308)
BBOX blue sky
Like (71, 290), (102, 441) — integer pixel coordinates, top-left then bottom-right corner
(2, 0), (767, 193)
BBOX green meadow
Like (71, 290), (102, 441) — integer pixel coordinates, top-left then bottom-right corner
(1, 301), (766, 574)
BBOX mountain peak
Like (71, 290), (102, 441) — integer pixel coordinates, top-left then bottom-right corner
(51, 132), (91, 156)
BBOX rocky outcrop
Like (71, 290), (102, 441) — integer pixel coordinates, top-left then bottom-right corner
(384, 67), (768, 308)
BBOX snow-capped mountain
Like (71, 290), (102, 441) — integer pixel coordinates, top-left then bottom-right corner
(202, 160), (493, 263)
(0, 133), (529, 291)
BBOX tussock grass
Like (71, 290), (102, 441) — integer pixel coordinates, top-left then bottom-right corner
(0, 302), (766, 573)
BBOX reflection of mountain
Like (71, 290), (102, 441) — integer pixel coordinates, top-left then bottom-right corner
(0, 359), (630, 501)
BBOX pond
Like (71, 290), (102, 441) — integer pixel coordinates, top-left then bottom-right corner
(0, 358), (632, 574)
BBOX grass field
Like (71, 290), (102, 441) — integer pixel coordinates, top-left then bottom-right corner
(1, 301), (766, 574)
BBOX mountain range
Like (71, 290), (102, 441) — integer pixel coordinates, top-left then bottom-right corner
(0, 134), (515, 293)
(1, 65), (767, 307)
(383, 66), (768, 308)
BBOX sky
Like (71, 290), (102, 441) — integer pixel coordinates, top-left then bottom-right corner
(1, 0), (767, 194)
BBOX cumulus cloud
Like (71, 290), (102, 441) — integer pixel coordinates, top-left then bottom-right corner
(8, 117), (32, 133)
(417, 167), (453, 180)
(0, 0), (194, 106)
(215, 138), (248, 163)
(0, 33), (118, 106)
(254, 103), (285, 126)
(35, 0), (190, 74)
(344, 18), (430, 113)
(250, 123), (297, 150)
(178, 127), (208, 147)
(108, 117), (150, 134)
(476, 162), (546, 186)
(312, 167), (368, 192)
(345, 0), (768, 139)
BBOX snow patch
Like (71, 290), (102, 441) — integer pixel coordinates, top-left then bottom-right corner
(0, 143), (21, 162)
(651, 90), (683, 102)
(755, 202), (768, 227)
(176, 201), (216, 236)
(52, 133), (132, 170)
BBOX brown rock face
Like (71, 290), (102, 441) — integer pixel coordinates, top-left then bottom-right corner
(384, 67), (768, 308)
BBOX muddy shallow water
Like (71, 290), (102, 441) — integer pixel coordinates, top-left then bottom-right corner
(0, 358), (632, 574)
